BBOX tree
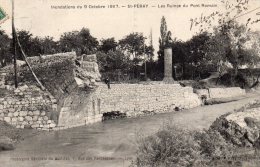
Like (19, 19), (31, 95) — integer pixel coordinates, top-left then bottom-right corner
(59, 28), (98, 55)
(99, 37), (118, 53)
(246, 31), (260, 57)
(16, 30), (40, 58)
(96, 50), (132, 72)
(119, 32), (148, 58)
(159, 16), (168, 48)
(206, 21), (259, 76)
(157, 16), (172, 73)
(189, 0), (259, 78)
(78, 28), (99, 54)
(0, 29), (12, 67)
(39, 36), (59, 55)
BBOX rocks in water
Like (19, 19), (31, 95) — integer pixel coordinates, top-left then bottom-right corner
(102, 111), (126, 121)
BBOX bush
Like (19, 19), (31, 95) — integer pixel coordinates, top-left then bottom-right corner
(194, 129), (234, 159)
(132, 126), (201, 167)
(0, 120), (22, 142)
(132, 125), (235, 167)
(219, 71), (250, 88)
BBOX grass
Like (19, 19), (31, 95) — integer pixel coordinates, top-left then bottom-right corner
(132, 100), (260, 167)
(132, 125), (201, 167)
(0, 120), (25, 151)
(0, 120), (22, 142)
(131, 123), (260, 167)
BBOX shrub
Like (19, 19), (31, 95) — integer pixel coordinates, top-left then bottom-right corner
(0, 120), (22, 142)
(132, 126), (201, 167)
(194, 129), (234, 159)
(132, 125), (236, 167)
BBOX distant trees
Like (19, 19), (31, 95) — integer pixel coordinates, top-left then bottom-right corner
(16, 30), (58, 57)
(155, 16), (259, 80)
(59, 28), (98, 55)
(154, 0), (260, 81)
(204, 21), (260, 76)
(16, 30), (36, 58)
(119, 32), (151, 58)
(96, 50), (131, 73)
(3, 11), (258, 84)
(0, 30), (12, 67)
(99, 37), (117, 53)
(169, 32), (211, 79)
(97, 33), (154, 80)
(185, 0), (260, 80)
(0, 26), (155, 82)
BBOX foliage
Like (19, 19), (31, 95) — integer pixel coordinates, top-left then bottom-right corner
(132, 124), (236, 167)
(157, 16), (173, 74)
(205, 21), (259, 76)
(16, 30), (34, 58)
(133, 126), (200, 167)
(218, 70), (249, 88)
(0, 120), (22, 142)
(159, 16), (172, 48)
(59, 28), (98, 55)
(182, 0), (260, 80)
(96, 50), (132, 73)
(119, 32), (152, 58)
(194, 129), (234, 159)
(99, 37), (118, 53)
(0, 29), (12, 67)
(39, 36), (59, 55)
(169, 32), (211, 80)
(16, 30), (59, 58)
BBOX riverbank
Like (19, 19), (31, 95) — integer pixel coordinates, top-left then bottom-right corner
(0, 92), (259, 167)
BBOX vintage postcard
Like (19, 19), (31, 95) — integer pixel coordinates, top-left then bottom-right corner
(0, 0), (260, 167)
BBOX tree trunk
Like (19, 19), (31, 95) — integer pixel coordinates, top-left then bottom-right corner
(182, 62), (185, 79)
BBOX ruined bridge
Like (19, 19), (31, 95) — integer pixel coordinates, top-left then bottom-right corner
(0, 52), (202, 130)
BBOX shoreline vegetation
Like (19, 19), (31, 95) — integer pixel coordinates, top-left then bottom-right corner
(131, 100), (260, 167)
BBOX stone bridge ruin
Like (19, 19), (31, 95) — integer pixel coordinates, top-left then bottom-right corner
(0, 52), (202, 130)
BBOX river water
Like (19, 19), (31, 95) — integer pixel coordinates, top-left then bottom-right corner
(0, 112), (176, 167)
(0, 94), (259, 167)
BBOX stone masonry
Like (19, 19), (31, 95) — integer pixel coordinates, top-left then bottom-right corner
(93, 83), (201, 115)
(0, 84), (58, 130)
(195, 87), (246, 99)
(163, 48), (175, 83)
(57, 83), (202, 128)
(0, 52), (202, 130)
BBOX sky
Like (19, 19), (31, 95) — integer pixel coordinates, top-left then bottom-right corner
(0, 0), (260, 54)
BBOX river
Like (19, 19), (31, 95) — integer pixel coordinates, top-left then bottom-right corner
(0, 93), (259, 167)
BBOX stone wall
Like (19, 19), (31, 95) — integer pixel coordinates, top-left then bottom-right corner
(0, 52), (202, 130)
(209, 87), (246, 99)
(0, 52), (101, 130)
(3, 52), (101, 100)
(195, 87), (246, 99)
(93, 83), (201, 115)
(57, 83), (202, 128)
(0, 84), (58, 130)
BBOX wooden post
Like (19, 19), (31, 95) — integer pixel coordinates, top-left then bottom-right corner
(16, 36), (45, 90)
(12, 0), (18, 88)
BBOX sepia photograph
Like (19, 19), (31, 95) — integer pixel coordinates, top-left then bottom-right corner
(0, 0), (260, 166)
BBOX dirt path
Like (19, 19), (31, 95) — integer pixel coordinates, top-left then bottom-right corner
(0, 92), (260, 167)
